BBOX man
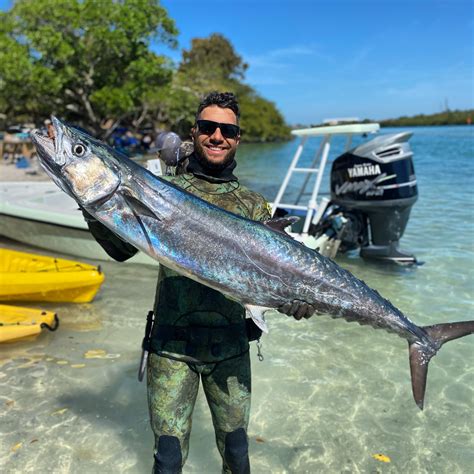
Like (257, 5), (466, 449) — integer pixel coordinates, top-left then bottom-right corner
(83, 92), (314, 473)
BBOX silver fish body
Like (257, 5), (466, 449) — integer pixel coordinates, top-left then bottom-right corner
(31, 117), (474, 409)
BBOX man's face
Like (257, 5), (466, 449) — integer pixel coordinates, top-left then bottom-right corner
(192, 105), (240, 169)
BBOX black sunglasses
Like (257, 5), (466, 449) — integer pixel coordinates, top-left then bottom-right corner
(196, 120), (240, 139)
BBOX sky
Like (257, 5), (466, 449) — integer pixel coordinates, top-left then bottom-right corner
(2, 0), (473, 124)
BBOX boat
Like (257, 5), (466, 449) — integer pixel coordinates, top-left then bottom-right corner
(0, 181), (156, 265)
(271, 122), (419, 264)
(0, 248), (105, 303)
(0, 304), (59, 343)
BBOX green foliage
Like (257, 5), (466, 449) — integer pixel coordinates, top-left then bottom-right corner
(144, 81), (198, 137)
(0, 3), (290, 142)
(379, 110), (474, 127)
(238, 89), (291, 142)
(179, 33), (248, 84)
(169, 34), (291, 142)
(0, 0), (177, 133)
(0, 11), (63, 123)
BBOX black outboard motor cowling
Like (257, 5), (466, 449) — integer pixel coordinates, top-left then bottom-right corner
(330, 132), (418, 263)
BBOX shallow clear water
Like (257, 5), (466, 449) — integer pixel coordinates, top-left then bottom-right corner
(1, 126), (473, 473)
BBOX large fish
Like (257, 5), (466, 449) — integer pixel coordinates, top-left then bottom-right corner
(31, 117), (473, 409)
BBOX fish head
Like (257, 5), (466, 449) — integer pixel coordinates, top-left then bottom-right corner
(31, 116), (121, 207)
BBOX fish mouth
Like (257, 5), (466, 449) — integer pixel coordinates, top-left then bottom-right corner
(30, 130), (55, 160)
(30, 129), (60, 179)
(30, 116), (69, 171)
(30, 117), (74, 196)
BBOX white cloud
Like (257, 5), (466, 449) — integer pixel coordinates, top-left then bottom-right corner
(244, 44), (331, 86)
(266, 46), (317, 58)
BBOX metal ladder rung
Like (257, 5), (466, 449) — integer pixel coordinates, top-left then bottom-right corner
(293, 167), (320, 173)
(274, 204), (310, 211)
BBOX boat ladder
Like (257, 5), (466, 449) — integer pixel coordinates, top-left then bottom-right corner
(271, 123), (380, 235)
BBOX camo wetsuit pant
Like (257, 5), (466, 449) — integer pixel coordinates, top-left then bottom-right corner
(147, 351), (251, 472)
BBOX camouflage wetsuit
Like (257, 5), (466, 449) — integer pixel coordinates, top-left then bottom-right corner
(84, 160), (270, 473)
(148, 171), (270, 474)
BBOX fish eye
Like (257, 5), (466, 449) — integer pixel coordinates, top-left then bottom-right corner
(72, 143), (87, 157)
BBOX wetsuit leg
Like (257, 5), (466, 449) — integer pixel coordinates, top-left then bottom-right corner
(201, 351), (251, 474)
(147, 353), (199, 472)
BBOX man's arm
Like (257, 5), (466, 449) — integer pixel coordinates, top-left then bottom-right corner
(81, 209), (138, 262)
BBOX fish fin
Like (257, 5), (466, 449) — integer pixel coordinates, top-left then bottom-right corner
(121, 188), (163, 221)
(423, 320), (474, 346)
(408, 342), (430, 410)
(120, 188), (162, 254)
(245, 305), (270, 334)
(263, 216), (299, 234)
(409, 320), (474, 410)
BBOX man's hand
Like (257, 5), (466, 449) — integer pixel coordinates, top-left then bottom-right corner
(278, 300), (316, 320)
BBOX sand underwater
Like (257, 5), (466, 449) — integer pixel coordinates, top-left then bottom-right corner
(1, 235), (472, 473)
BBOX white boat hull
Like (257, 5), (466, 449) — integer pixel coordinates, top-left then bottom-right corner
(0, 181), (157, 265)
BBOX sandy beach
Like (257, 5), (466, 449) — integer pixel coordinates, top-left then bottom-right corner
(0, 158), (50, 182)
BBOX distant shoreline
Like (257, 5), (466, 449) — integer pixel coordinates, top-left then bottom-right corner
(293, 109), (473, 130)
(377, 109), (473, 127)
(380, 122), (472, 128)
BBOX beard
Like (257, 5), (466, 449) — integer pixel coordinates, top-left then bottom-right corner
(193, 137), (237, 170)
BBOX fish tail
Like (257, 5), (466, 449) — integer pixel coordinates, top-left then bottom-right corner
(409, 320), (474, 410)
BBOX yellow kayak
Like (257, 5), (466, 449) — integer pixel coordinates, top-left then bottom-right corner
(0, 304), (59, 343)
(0, 248), (105, 303)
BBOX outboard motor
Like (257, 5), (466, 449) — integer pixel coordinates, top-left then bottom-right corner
(316, 132), (418, 264)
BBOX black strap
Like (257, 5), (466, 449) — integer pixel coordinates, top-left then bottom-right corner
(40, 314), (59, 332)
(245, 318), (262, 342)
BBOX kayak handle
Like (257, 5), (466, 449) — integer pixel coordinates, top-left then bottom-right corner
(41, 314), (60, 332)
